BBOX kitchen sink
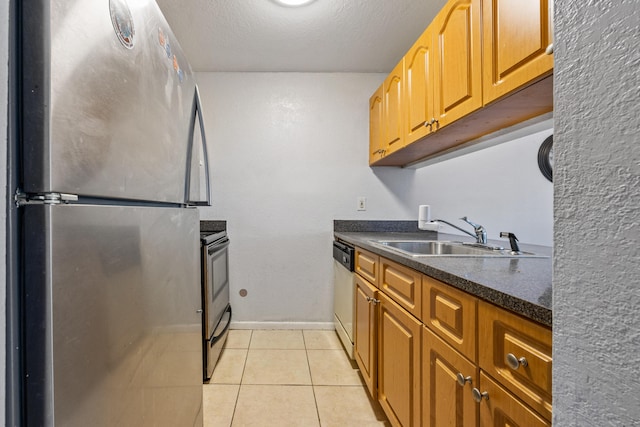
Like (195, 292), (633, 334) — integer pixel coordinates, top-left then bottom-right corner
(370, 240), (547, 258)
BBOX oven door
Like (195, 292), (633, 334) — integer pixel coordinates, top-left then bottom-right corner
(202, 237), (231, 381)
(203, 238), (230, 340)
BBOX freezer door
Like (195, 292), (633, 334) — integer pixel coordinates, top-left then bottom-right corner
(23, 204), (202, 426)
(22, 0), (197, 203)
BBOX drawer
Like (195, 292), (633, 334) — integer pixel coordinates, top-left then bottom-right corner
(478, 372), (550, 427)
(479, 301), (552, 421)
(422, 275), (477, 362)
(379, 257), (422, 318)
(355, 248), (379, 285)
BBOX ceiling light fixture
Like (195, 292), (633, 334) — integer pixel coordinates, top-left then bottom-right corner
(272, 0), (316, 7)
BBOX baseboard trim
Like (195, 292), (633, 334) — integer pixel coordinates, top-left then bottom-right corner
(230, 321), (334, 330)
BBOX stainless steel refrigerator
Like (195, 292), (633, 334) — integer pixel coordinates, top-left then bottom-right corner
(16, 0), (210, 425)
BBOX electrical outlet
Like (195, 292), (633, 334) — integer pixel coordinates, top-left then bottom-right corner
(357, 197), (366, 211)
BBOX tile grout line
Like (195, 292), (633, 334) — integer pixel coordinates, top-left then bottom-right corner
(229, 329), (253, 427)
(303, 330), (323, 426)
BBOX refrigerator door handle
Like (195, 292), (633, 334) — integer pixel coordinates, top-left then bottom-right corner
(185, 85), (212, 206)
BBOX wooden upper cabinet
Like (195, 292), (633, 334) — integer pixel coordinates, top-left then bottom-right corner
(383, 59), (405, 155)
(403, 26), (435, 145)
(432, 0), (483, 129)
(482, 0), (554, 104)
(369, 85), (385, 164)
(367, 0), (553, 167)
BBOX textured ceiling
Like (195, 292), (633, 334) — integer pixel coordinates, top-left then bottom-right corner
(156, 0), (447, 73)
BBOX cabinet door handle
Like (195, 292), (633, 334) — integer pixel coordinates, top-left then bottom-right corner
(456, 373), (472, 387)
(545, 43), (554, 55)
(472, 388), (489, 403)
(425, 118), (439, 131)
(371, 298), (380, 305)
(506, 353), (528, 370)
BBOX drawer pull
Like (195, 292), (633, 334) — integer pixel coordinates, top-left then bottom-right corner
(506, 353), (529, 370)
(472, 388), (489, 403)
(456, 373), (472, 387)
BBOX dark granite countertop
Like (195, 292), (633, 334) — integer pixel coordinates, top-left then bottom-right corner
(333, 221), (552, 327)
(200, 220), (227, 232)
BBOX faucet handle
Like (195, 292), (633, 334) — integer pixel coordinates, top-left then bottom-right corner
(460, 216), (481, 229)
(500, 232), (521, 253)
(460, 217), (487, 244)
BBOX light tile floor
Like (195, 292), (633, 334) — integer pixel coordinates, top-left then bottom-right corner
(203, 330), (391, 427)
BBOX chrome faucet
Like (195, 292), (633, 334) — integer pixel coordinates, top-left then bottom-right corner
(460, 217), (487, 245)
(433, 217), (487, 245)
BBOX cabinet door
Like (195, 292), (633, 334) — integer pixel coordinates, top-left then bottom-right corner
(383, 59), (405, 155)
(378, 293), (421, 427)
(354, 274), (378, 397)
(369, 84), (385, 165)
(479, 301), (552, 421)
(422, 327), (477, 427)
(432, 0), (482, 129)
(404, 26), (435, 145)
(478, 372), (550, 427)
(482, 0), (553, 104)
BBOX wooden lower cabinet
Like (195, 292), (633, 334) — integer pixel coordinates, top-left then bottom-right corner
(422, 326), (478, 427)
(378, 292), (422, 427)
(478, 372), (550, 427)
(354, 274), (378, 397)
(352, 247), (552, 427)
(478, 301), (552, 420)
(380, 257), (422, 318)
(355, 248), (379, 285)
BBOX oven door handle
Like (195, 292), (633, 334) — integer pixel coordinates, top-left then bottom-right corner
(210, 306), (232, 348)
(208, 238), (230, 255)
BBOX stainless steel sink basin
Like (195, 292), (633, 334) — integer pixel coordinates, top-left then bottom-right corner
(370, 240), (547, 258)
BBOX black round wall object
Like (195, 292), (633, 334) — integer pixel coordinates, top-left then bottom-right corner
(538, 135), (553, 182)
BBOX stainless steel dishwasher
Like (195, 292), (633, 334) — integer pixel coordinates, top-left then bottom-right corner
(333, 241), (355, 359)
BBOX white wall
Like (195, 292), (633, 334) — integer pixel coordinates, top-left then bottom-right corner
(1, 0), (9, 422)
(406, 125), (553, 245)
(195, 72), (553, 326)
(553, 0), (640, 425)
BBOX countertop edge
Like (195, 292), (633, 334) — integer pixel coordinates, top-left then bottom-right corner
(335, 231), (552, 327)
